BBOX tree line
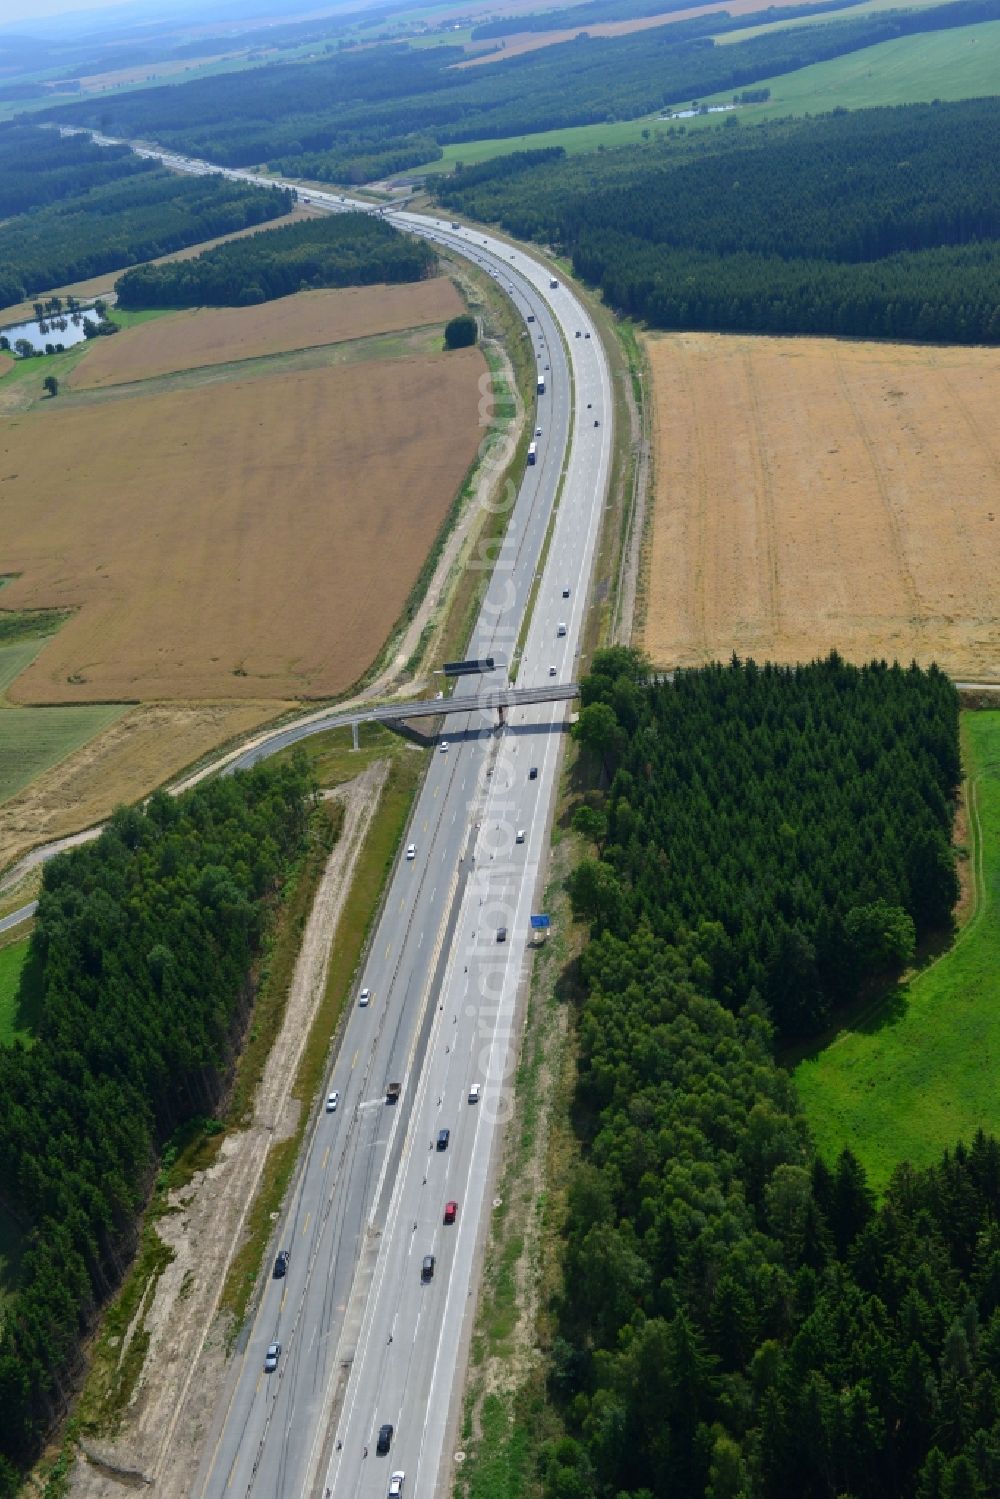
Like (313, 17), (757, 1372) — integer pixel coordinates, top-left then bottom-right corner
(0, 170), (292, 308)
(569, 650), (960, 1040)
(0, 762), (314, 1491)
(438, 98), (1000, 345)
(545, 649), (1000, 1497)
(115, 212), (436, 308)
(45, 0), (996, 183)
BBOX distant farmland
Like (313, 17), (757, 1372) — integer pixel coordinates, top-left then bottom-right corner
(70, 278), (464, 390)
(0, 348), (486, 703)
(641, 333), (1000, 680)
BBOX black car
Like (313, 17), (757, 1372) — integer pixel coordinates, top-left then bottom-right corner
(437, 1128), (451, 1151)
(421, 1254), (436, 1281)
(529, 767), (538, 780)
(273, 1249), (289, 1278)
(377, 1424), (394, 1455)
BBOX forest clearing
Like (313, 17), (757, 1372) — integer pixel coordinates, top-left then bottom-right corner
(0, 347), (486, 704)
(69, 278), (464, 389)
(641, 332), (1000, 679)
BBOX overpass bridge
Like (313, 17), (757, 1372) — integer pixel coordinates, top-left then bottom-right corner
(229, 682), (580, 770)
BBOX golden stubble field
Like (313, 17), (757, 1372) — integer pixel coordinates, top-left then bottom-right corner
(642, 334), (1000, 679)
(0, 347), (486, 703)
(71, 278), (464, 389)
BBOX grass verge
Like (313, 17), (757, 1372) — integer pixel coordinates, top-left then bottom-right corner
(794, 709), (1000, 1194)
(0, 937), (39, 1044)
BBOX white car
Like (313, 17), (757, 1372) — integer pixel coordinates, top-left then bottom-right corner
(326, 1090), (339, 1112)
(264, 1341), (281, 1372)
(359, 987), (370, 1007)
(468, 1083), (481, 1103)
(549, 666), (557, 677)
(535, 426), (542, 437)
(516, 829), (526, 844)
(388, 1473), (405, 1498)
(440, 741), (449, 753)
(557, 622), (567, 637)
(406, 844), (416, 860)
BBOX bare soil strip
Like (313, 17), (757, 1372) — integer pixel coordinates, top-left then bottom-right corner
(68, 761), (390, 1499)
(641, 332), (1000, 679)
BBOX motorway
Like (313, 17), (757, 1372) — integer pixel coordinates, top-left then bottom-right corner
(40, 135), (612, 1499)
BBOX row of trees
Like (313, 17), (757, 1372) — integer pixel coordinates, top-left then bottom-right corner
(0, 762), (314, 1488)
(439, 99), (1000, 345)
(547, 650), (1000, 1496)
(569, 651), (960, 1038)
(0, 170), (292, 307)
(114, 212), (436, 308)
(47, 0), (995, 182)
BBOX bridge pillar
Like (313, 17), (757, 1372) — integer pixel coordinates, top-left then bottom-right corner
(352, 721), (360, 751)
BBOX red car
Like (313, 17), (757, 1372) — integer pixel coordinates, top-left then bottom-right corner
(443, 1201), (458, 1225)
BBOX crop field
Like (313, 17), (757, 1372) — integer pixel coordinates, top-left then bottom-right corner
(70, 278), (464, 390)
(0, 700), (288, 875)
(700, 19), (1000, 113)
(0, 703), (127, 805)
(0, 206), (316, 326)
(0, 347), (486, 704)
(456, 0), (821, 66)
(796, 711), (1000, 1193)
(641, 333), (1000, 680)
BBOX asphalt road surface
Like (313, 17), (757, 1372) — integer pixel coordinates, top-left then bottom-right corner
(61, 136), (613, 1499)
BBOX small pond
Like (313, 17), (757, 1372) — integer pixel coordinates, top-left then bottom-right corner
(0, 310), (94, 357)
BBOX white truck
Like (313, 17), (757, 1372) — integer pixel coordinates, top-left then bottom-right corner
(537, 375), (545, 395)
(528, 441), (537, 466)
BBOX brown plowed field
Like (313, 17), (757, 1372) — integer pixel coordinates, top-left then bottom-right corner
(71, 278), (464, 390)
(0, 347), (486, 703)
(642, 333), (1000, 679)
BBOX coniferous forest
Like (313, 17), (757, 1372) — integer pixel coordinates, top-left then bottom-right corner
(549, 651), (1000, 1499)
(0, 762), (313, 1490)
(438, 99), (1000, 344)
(114, 212), (437, 308)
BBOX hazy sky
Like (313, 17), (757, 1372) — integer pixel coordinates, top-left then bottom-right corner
(0, 0), (133, 25)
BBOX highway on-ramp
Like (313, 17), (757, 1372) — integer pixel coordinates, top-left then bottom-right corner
(59, 137), (613, 1499)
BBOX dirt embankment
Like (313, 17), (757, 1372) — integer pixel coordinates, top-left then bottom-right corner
(68, 760), (390, 1499)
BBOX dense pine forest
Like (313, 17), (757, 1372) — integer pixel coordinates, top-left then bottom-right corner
(0, 124), (153, 219)
(0, 141), (291, 307)
(439, 99), (1000, 344)
(114, 212), (436, 308)
(548, 650), (1000, 1497)
(570, 651), (959, 1038)
(0, 762), (314, 1490)
(45, 0), (997, 183)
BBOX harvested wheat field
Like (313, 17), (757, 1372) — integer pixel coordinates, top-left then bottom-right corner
(642, 333), (1000, 679)
(0, 700), (288, 874)
(71, 278), (464, 390)
(0, 347), (486, 703)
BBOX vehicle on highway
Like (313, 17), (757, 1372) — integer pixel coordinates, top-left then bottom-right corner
(359, 986), (371, 1006)
(440, 741), (449, 753)
(444, 1200), (458, 1224)
(469, 1083), (481, 1103)
(326, 1090), (339, 1112)
(421, 1254), (435, 1281)
(497, 926), (507, 942)
(563, 587), (571, 597)
(527, 313), (535, 323)
(377, 1424), (394, 1455)
(437, 1128), (451, 1151)
(586, 331), (592, 338)
(406, 844), (416, 860)
(535, 426), (542, 437)
(273, 1249), (289, 1278)
(549, 278), (559, 289)
(264, 1341), (281, 1372)
(595, 419), (600, 427)
(549, 666), (557, 677)
(529, 766), (538, 779)
(386, 1081), (402, 1103)
(575, 330), (581, 338)
(388, 1472), (405, 1498)
(516, 829), (526, 844)
(557, 622), (567, 636)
